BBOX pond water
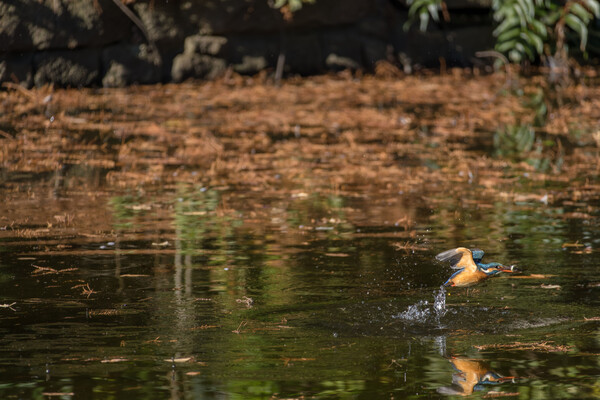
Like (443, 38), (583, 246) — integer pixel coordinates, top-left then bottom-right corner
(0, 74), (599, 399)
(0, 179), (598, 399)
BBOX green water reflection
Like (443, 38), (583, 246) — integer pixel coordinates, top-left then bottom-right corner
(0, 182), (598, 399)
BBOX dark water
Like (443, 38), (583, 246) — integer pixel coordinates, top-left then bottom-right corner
(0, 175), (599, 399)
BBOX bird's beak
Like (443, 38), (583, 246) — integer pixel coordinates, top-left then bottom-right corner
(500, 265), (519, 273)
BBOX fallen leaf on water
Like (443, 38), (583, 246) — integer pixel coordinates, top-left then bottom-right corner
(483, 392), (520, 398)
(164, 357), (194, 363)
(87, 309), (122, 316)
(510, 274), (556, 279)
(101, 358), (128, 363)
(190, 325), (219, 330)
(282, 357), (316, 366)
(186, 371), (202, 376)
(393, 241), (428, 252)
(562, 241), (584, 248)
(540, 284), (561, 289)
(474, 341), (571, 352)
(571, 247), (593, 254)
(236, 296), (253, 307)
(130, 204), (152, 211)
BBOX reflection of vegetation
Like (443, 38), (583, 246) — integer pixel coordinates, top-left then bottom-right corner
(286, 193), (353, 235)
(173, 185), (240, 260)
(318, 380), (366, 398)
(494, 124), (536, 157)
(493, 124), (563, 171)
(109, 194), (151, 229)
(526, 88), (549, 127)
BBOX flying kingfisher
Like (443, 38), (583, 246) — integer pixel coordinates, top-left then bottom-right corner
(436, 247), (518, 287)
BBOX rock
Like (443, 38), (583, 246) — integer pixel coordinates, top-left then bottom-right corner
(283, 33), (323, 75)
(279, 0), (374, 30)
(358, 15), (391, 40)
(0, 53), (33, 87)
(446, 26), (495, 66)
(325, 54), (361, 71)
(131, 1), (184, 47)
(392, 15), (449, 69)
(322, 30), (363, 71)
(0, 0), (131, 52)
(0, 1), (32, 52)
(173, 33), (279, 77)
(181, 0), (373, 34)
(172, 53), (226, 82)
(33, 49), (100, 87)
(182, 35), (228, 57)
(102, 44), (162, 87)
(360, 36), (389, 70)
(171, 35), (230, 81)
(234, 55), (268, 74)
(226, 35), (279, 74)
(393, 0), (491, 10)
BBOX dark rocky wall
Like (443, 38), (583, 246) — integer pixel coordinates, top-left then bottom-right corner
(0, 0), (496, 87)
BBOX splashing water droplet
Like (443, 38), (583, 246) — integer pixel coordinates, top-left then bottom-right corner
(395, 286), (447, 327)
(433, 286), (447, 321)
(396, 300), (431, 321)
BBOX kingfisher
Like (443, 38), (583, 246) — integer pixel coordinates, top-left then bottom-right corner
(436, 247), (517, 287)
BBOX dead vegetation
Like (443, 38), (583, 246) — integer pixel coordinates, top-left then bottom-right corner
(0, 70), (598, 199)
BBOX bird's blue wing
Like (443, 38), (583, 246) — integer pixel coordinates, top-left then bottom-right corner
(443, 268), (465, 286)
(471, 248), (484, 263)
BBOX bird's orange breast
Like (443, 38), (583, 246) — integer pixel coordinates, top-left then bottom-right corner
(447, 269), (488, 287)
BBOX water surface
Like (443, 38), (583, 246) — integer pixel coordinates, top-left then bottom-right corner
(0, 75), (599, 399)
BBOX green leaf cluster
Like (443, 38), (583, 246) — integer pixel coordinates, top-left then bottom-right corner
(493, 0), (600, 62)
(492, 0), (548, 62)
(404, 0), (443, 32)
(405, 0), (600, 63)
(560, 0), (600, 51)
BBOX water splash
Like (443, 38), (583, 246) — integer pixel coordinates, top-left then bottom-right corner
(395, 286), (447, 326)
(397, 300), (432, 321)
(433, 286), (447, 321)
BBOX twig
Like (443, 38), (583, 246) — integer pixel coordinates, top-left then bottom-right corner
(110, 0), (162, 67)
(0, 302), (16, 311)
(232, 320), (247, 334)
(1, 82), (38, 101)
(475, 50), (513, 87)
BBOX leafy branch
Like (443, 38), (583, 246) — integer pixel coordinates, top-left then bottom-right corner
(406, 0), (600, 63)
(404, 0), (447, 32)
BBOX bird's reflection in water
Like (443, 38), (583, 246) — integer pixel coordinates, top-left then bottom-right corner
(437, 357), (516, 396)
